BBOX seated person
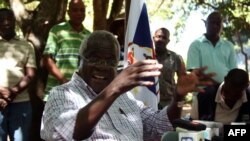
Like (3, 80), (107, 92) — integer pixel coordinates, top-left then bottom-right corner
(190, 68), (250, 124)
(40, 30), (214, 141)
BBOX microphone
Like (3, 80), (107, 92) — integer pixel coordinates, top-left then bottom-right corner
(161, 131), (178, 141)
(192, 120), (224, 137)
(162, 119), (224, 141)
(173, 119), (206, 131)
(161, 130), (205, 141)
(172, 119), (207, 141)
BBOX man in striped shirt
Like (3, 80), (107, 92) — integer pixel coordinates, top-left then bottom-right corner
(43, 0), (90, 101)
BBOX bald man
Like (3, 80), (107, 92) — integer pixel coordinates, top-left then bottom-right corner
(186, 11), (237, 84)
(43, 0), (91, 101)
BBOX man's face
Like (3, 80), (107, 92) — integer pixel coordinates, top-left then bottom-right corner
(153, 29), (169, 53)
(0, 11), (15, 40)
(68, 0), (86, 25)
(206, 14), (223, 37)
(79, 47), (119, 94)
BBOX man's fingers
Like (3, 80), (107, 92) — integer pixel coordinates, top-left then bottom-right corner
(134, 59), (158, 66)
(136, 70), (161, 78)
(192, 66), (216, 77)
(133, 59), (162, 69)
(137, 80), (156, 86)
(199, 73), (216, 81)
(127, 60), (162, 74)
(193, 66), (208, 73)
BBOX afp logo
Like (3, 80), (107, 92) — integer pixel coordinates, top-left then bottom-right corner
(224, 125), (250, 140)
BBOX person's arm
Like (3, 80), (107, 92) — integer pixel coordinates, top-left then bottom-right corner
(0, 67), (36, 102)
(73, 86), (121, 139)
(43, 54), (68, 84)
(73, 60), (163, 140)
(10, 67), (36, 100)
(167, 67), (215, 123)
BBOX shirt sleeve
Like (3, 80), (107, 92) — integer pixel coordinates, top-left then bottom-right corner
(186, 41), (201, 70)
(43, 27), (58, 57)
(26, 42), (37, 68)
(139, 103), (174, 140)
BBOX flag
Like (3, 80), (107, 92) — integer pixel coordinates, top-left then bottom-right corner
(124, 0), (159, 110)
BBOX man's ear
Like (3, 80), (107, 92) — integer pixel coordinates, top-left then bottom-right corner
(202, 19), (207, 27)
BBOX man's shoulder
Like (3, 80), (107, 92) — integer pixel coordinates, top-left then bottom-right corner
(12, 37), (34, 47)
(189, 35), (206, 47)
(50, 22), (69, 31)
(219, 38), (234, 47)
(46, 82), (79, 102)
(167, 49), (180, 56)
(193, 35), (206, 42)
(167, 49), (176, 54)
(54, 22), (68, 27)
(166, 50), (182, 60)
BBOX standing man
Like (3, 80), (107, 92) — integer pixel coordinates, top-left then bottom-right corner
(43, 0), (91, 101)
(153, 27), (186, 108)
(186, 11), (237, 84)
(0, 8), (36, 141)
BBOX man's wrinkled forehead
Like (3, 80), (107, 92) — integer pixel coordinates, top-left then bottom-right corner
(81, 31), (120, 59)
(87, 42), (118, 55)
(83, 41), (119, 60)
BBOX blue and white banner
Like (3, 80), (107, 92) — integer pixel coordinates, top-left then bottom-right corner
(124, 0), (159, 110)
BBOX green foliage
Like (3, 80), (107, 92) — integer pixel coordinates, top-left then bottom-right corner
(146, 0), (250, 48)
(24, 1), (40, 11)
(84, 0), (94, 31)
(145, 0), (250, 71)
(193, 0), (250, 45)
(146, 0), (198, 42)
(0, 1), (9, 8)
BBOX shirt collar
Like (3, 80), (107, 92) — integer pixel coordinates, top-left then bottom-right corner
(200, 34), (222, 44)
(0, 36), (19, 41)
(66, 21), (86, 33)
(70, 72), (98, 99)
